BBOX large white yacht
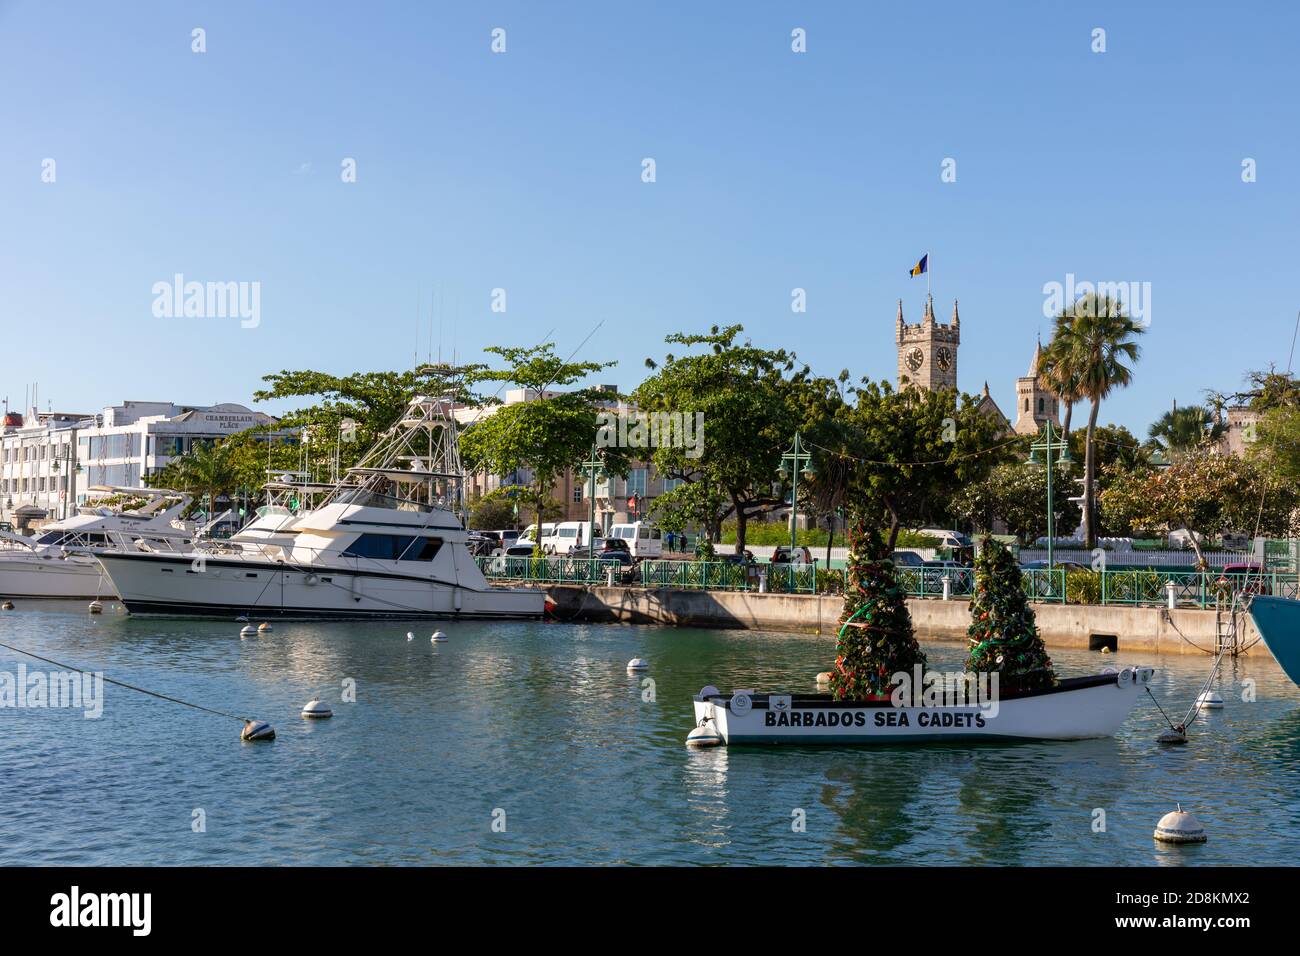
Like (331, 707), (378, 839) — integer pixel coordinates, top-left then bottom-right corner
(0, 487), (198, 599)
(94, 397), (545, 620)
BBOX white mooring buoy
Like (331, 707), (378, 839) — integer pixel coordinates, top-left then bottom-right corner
(88, 600), (103, 615)
(301, 698), (333, 719)
(257, 622), (273, 634)
(1154, 804), (1207, 844)
(406, 631), (415, 642)
(241, 719), (276, 741)
(1, 601), (13, 611)
(1196, 690), (1224, 710)
(626, 658), (650, 672)
(816, 671), (832, 687)
(239, 625), (257, 638)
(431, 631), (447, 642)
(686, 721), (724, 748)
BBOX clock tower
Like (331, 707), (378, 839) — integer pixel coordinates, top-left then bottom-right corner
(896, 294), (959, 391)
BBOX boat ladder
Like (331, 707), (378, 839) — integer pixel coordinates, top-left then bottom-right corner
(1214, 594), (1243, 656)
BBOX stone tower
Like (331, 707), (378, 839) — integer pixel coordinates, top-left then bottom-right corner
(1013, 340), (1061, 435)
(896, 294), (959, 391)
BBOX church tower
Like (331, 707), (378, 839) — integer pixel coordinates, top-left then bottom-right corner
(1013, 340), (1061, 435)
(896, 295), (959, 391)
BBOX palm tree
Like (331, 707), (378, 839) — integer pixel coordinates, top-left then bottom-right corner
(1050, 293), (1144, 549)
(173, 441), (237, 520)
(1148, 404), (1224, 457)
(1040, 313), (1086, 437)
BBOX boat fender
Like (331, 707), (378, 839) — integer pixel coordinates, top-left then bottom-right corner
(698, 685), (721, 699)
(1136, 667), (1155, 686)
(1, 601), (13, 611)
(730, 692), (752, 715)
(686, 720), (724, 748)
(304, 572), (320, 586)
(1116, 668), (1134, 688)
(88, 600), (103, 615)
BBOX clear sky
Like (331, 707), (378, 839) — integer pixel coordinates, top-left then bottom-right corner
(3, 1), (1298, 435)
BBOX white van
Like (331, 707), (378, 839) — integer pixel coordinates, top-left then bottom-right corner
(512, 523), (556, 554)
(607, 522), (663, 558)
(548, 521), (602, 554)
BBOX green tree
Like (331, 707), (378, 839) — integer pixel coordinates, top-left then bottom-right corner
(634, 325), (804, 554)
(458, 344), (624, 551)
(1039, 318), (1085, 438)
(1046, 294), (1144, 549)
(845, 380), (1011, 550)
(1102, 446), (1298, 566)
(467, 489), (520, 530)
(950, 461), (1081, 544)
(1148, 404), (1223, 457)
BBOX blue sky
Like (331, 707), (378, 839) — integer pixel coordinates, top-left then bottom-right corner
(3, 1), (1298, 434)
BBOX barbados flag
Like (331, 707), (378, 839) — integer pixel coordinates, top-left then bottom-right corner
(909, 254), (928, 277)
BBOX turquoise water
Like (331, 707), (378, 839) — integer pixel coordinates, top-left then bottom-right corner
(0, 600), (1297, 865)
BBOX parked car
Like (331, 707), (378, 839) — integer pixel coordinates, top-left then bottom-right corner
(1218, 562), (1271, 596)
(597, 548), (639, 584)
(920, 559), (973, 594)
(466, 532), (496, 557)
(770, 545), (814, 566)
(606, 521), (664, 558)
(600, 537), (631, 555)
(892, 550), (925, 567)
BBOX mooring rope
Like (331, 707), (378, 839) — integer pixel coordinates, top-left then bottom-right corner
(0, 639), (251, 724)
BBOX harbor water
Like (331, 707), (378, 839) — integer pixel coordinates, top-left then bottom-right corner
(1, 601), (1296, 866)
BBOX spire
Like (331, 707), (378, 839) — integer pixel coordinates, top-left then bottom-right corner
(983, 381), (990, 398)
(952, 299), (960, 327)
(924, 293), (934, 321)
(1028, 340), (1044, 377)
(896, 299), (904, 344)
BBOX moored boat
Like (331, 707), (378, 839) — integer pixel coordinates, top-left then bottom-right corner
(690, 666), (1154, 745)
(1246, 594), (1300, 687)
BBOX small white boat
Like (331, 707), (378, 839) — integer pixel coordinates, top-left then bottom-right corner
(690, 666), (1153, 745)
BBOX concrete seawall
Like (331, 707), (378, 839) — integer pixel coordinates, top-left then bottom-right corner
(544, 585), (1261, 657)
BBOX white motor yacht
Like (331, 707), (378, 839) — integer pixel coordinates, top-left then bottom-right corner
(0, 487), (197, 599)
(94, 397), (545, 620)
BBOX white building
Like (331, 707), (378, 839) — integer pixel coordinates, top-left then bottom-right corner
(1, 400), (277, 527)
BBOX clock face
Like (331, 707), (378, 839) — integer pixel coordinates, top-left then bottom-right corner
(936, 346), (952, 371)
(906, 347), (924, 372)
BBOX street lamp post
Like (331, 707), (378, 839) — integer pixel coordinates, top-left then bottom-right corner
(777, 432), (816, 555)
(1027, 420), (1071, 574)
(49, 430), (81, 521)
(578, 445), (605, 560)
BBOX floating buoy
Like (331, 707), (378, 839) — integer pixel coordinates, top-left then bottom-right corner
(257, 622), (272, 633)
(626, 658), (650, 672)
(1154, 804), (1207, 844)
(1100, 646), (1112, 654)
(240, 719), (275, 741)
(816, 671), (832, 687)
(686, 722), (724, 748)
(1196, 690), (1224, 710)
(301, 698), (333, 719)
(1, 601), (13, 610)
(1157, 728), (1189, 745)
(88, 600), (103, 614)
(406, 631), (415, 642)
(431, 631), (447, 642)
(239, 625), (257, 638)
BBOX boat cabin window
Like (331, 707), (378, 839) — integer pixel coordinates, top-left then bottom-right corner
(342, 533), (444, 562)
(36, 531), (68, 545)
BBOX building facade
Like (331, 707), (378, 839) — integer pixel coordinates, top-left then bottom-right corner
(1, 400), (277, 526)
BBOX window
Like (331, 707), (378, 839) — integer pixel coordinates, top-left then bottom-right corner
(342, 533), (443, 562)
(1037, 398), (1044, 414)
(627, 468), (647, 497)
(572, 487), (583, 502)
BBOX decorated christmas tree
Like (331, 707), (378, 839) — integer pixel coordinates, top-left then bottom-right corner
(829, 516), (926, 700)
(965, 537), (1056, 691)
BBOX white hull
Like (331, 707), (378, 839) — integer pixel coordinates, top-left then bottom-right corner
(0, 553), (112, 599)
(692, 668), (1152, 744)
(95, 551), (544, 620)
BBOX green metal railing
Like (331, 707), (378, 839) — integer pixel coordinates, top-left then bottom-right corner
(478, 556), (818, 593)
(897, 568), (1299, 608)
